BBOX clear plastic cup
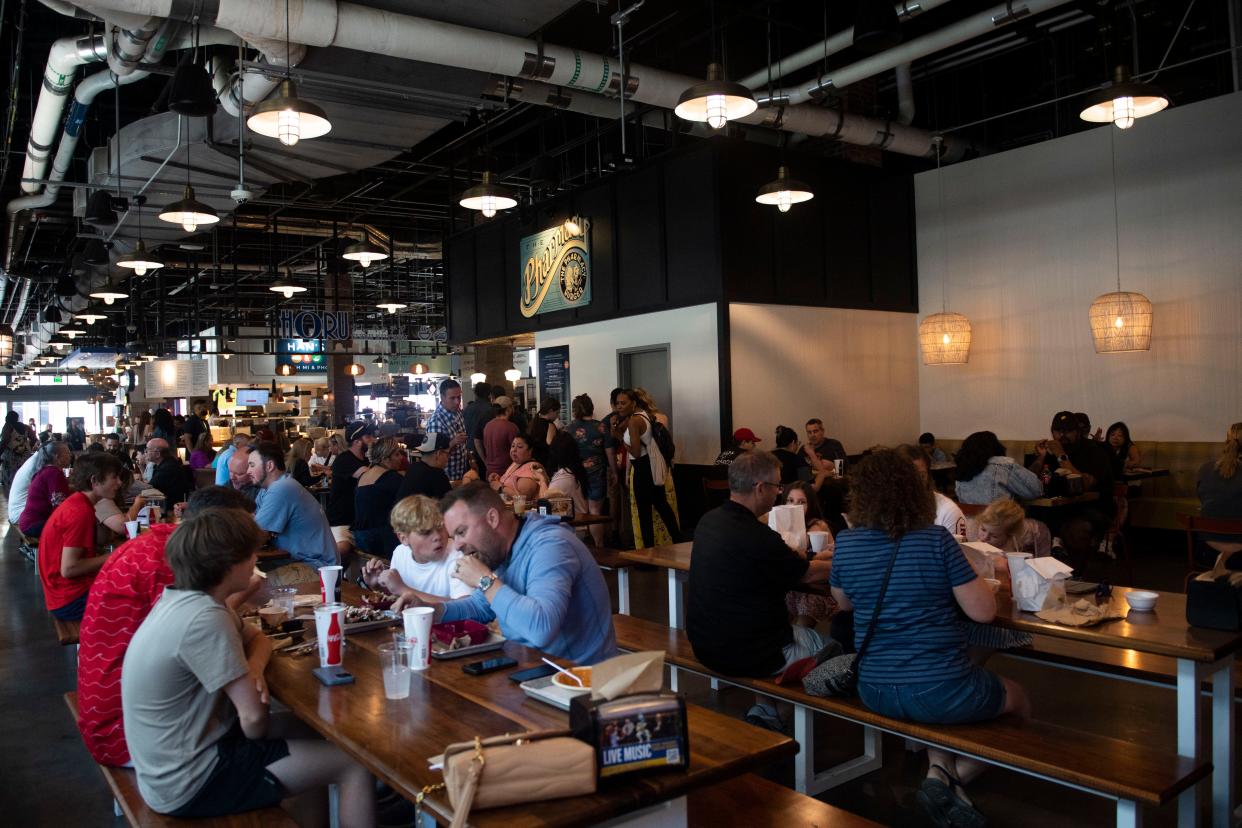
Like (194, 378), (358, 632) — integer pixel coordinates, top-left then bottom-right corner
(124, 520), (139, 539)
(379, 641), (412, 700)
(808, 531), (830, 553)
(270, 587), (297, 617)
(513, 495), (527, 516)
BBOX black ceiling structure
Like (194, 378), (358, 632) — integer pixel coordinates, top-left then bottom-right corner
(0, 0), (1231, 363)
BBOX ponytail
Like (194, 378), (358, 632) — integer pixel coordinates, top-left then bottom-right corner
(1216, 423), (1242, 480)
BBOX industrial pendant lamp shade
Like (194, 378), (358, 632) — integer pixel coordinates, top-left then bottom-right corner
(247, 80), (332, 147)
(376, 301), (407, 314)
(853, 0), (902, 53)
(220, 345), (234, 360)
(0, 325), (14, 362)
(83, 239), (110, 265)
(1089, 291), (1152, 353)
(504, 367), (521, 383)
(276, 362), (295, 377)
(371, 355), (385, 367)
(342, 240), (388, 267)
(89, 284), (128, 305)
(75, 312), (106, 325)
(169, 60), (218, 117)
(158, 184), (219, 233)
(269, 269), (308, 299)
(116, 239), (164, 276)
(1079, 66), (1168, 130)
(675, 63), (757, 129)
(469, 372), (487, 385)
(458, 172), (517, 218)
(346, 362), (366, 377)
(85, 190), (117, 225)
(412, 363), (427, 375)
(918, 311), (973, 365)
(756, 166), (814, 212)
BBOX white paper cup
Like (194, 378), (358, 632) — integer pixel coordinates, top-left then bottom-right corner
(513, 495), (527, 516)
(314, 603), (346, 667)
(318, 564), (343, 604)
(808, 531), (830, 553)
(402, 607), (435, 670)
(1005, 552), (1033, 578)
(124, 520), (139, 539)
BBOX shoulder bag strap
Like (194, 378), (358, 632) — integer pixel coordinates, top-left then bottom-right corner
(852, 536), (904, 669)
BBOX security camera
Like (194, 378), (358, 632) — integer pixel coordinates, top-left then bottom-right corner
(230, 187), (254, 205)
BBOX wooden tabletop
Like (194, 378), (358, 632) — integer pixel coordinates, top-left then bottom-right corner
(620, 542), (693, 571)
(265, 623), (796, 826)
(994, 584), (1242, 663)
(1023, 491), (1101, 508)
(1120, 468), (1170, 482)
(567, 513), (612, 528)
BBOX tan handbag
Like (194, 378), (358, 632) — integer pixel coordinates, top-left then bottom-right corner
(436, 731), (596, 828)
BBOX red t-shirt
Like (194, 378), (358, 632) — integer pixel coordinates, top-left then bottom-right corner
(77, 524), (176, 766)
(38, 492), (100, 611)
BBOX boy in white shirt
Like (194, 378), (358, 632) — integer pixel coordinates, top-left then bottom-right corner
(361, 494), (471, 600)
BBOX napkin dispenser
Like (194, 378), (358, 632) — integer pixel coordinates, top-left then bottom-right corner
(1012, 556), (1073, 611)
(567, 650), (689, 780)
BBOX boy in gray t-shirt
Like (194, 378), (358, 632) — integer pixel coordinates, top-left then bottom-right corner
(121, 506), (375, 822)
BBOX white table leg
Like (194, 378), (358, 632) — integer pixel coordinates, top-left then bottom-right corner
(1211, 658), (1235, 828)
(1115, 799), (1141, 828)
(668, 570), (685, 629)
(1176, 658), (1205, 826)
(617, 568), (631, 615)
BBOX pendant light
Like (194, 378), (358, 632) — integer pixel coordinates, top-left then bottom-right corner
(0, 325), (13, 362)
(504, 367), (521, 383)
(1079, 66), (1168, 130)
(342, 238), (388, 268)
(346, 362), (366, 377)
(276, 362), (295, 377)
(458, 171), (517, 218)
(220, 345), (234, 360)
(1090, 129), (1152, 353)
(156, 121), (219, 232)
(376, 301), (406, 314)
(84, 190), (118, 225)
(116, 240), (163, 276)
(269, 268), (307, 299)
(469, 372), (487, 385)
(75, 312), (107, 325)
(83, 239), (110, 265)
(245, 1), (331, 146)
(675, 62), (757, 129)
(169, 34), (218, 118)
(918, 136), (972, 365)
(412, 362), (427, 375)
(756, 166), (814, 212)
(371, 355), (385, 368)
(60, 328), (85, 340)
(89, 280), (129, 306)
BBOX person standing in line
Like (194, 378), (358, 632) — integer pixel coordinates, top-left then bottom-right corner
(611, 388), (681, 548)
(463, 382), (493, 470)
(567, 394), (608, 546)
(480, 396), (519, 478)
(426, 379), (469, 483)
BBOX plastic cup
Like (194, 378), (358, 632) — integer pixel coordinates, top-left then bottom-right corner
(314, 603), (346, 667)
(402, 606), (435, 670)
(124, 520), (139, 539)
(270, 587), (297, 617)
(319, 565), (343, 604)
(513, 495), (527, 516)
(808, 531), (830, 553)
(379, 641), (412, 700)
(1005, 552), (1033, 579)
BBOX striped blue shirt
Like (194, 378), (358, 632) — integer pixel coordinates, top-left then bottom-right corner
(830, 526), (976, 685)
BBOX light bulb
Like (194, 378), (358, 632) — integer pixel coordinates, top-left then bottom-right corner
(278, 109), (301, 146)
(942, 333), (951, 345)
(1115, 316), (1125, 329)
(102, 296), (115, 305)
(182, 218), (197, 233)
(222, 352), (231, 360)
(134, 264), (147, 276)
(1112, 96), (1135, 129)
(777, 191), (792, 213)
(481, 195), (498, 218)
(706, 93), (727, 129)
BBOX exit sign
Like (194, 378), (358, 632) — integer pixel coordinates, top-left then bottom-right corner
(53, 376), (63, 383)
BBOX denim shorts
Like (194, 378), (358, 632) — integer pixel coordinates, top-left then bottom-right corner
(585, 468), (607, 502)
(858, 667), (1006, 725)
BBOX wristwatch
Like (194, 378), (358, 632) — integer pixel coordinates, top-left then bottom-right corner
(477, 573), (497, 592)
(1057, 454), (1069, 462)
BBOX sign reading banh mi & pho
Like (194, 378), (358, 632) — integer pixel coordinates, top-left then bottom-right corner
(519, 216), (591, 317)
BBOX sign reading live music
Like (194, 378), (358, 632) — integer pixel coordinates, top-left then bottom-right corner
(519, 217), (591, 317)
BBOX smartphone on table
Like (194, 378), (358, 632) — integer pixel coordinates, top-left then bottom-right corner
(462, 656), (518, 676)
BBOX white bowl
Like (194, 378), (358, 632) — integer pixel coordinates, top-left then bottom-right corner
(1125, 590), (1159, 612)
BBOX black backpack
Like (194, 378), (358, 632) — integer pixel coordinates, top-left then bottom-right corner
(650, 419), (676, 463)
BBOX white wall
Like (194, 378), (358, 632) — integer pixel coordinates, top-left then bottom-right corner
(917, 91), (1242, 442)
(729, 303), (920, 454)
(533, 304), (721, 464)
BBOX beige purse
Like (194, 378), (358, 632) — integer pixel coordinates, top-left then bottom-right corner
(429, 731), (597, 828)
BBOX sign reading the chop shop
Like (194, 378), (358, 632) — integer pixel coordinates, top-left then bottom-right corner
(519, 216), (591, 318)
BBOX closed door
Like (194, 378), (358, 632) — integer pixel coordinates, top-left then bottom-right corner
(618, 346), (672, 426)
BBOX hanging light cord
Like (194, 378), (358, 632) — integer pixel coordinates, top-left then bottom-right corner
(935, 134), (947, 314)
(1147, 0), (1197, 82)
(1110, 127), (1121, 293)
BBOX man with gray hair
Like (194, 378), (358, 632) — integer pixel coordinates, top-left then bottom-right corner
(147, 438), (191, 505)
(214, 432), (253, 486)
(226, 445), (260, 502)
(687, 450), (832, 729)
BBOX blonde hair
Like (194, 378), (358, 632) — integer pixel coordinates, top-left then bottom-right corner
(389, 494), (443, 535)
(1217, 422), (1242, 480)
(632, 387), (662, 418)
(979, 498), (1026, 541)
(369, 436), (403, 466)
(287, 437), (312, 466)
(313, 437), (330, 455)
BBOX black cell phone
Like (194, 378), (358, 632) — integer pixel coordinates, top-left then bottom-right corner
(508, 663), (559, 684)
(312, 665), (355, 686)
(463, 656), (518, 676)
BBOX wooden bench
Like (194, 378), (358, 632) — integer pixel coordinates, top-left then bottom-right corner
(52, 617), (80, 646)
(64, 693), (297, 828)
(687, 772), (881, 827)
(614, 615), (1208, 827)
(591, 547), (637, 614)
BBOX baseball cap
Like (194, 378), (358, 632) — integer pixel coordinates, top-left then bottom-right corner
(493, 395), (514, 410)
(733, 427), (761, 443)
(418, 431), (450, 453)
(346, 421), (376, 442)
(1050, 411), (1078, 432)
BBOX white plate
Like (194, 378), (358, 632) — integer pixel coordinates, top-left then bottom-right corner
(520, 675), (590, 711)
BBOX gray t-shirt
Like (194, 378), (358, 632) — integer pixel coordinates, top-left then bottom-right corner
(121, 588), (249, 812)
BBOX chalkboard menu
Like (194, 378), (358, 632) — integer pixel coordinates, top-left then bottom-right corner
(389, 375), (410, 397)
(537, 345), (570, 427)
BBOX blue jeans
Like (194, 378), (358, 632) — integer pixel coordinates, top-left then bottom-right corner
(859, 667), (1005, 725)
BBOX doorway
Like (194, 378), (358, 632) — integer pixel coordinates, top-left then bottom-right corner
(617, 345), (672, 426)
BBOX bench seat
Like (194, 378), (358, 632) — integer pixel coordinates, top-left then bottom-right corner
(52, 617), (80, 646)
(687, 772), (881, 827)
(64, 693), (297, 828)
(614, 614), (1208, 822)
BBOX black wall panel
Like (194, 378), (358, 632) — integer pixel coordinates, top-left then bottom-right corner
(664, 150), (722, 305)
(615, 165), (666, 311)
(473, 223), (507, 337)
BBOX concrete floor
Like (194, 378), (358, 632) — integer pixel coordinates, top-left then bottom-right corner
(4, 511), (1233, 827)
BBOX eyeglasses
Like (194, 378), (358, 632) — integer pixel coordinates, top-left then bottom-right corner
(757, 481), (782, 492)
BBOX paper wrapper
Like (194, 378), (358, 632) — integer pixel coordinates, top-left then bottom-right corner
(590, 650), (666, 702)
(1012, 556), (1074, 611)
(960, 541), (1004, 579)
(768, 504), (807, 553)
(1036, 598), (1127, 627)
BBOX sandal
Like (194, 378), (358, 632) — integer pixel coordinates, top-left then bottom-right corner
(915, 764), (987, 828)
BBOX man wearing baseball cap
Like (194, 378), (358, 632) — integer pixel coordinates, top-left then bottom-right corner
(1029, 411), (1115, 561)
(396, 432), (452, 502)
(481, 396), (519, 478)
(714, 427), (761, 466)
(326, 421), (375, 561)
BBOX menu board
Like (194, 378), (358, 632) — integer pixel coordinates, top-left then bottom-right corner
(537, 346), (570, 427)
(144, 359), (209, 398)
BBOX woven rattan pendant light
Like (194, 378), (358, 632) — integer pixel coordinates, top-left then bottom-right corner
(1090, 129), (1152, 353)
(918, 136), (972, 365)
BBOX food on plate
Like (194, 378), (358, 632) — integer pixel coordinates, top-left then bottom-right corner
(344, 605), (395, 624)
(359, 591), (396, 611)
(552, 666), (592, 690)
(430, 620), (491, 652)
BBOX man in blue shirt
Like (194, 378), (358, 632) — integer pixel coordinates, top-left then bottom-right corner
(248, 441), (336, 569)
(425, 379), (469, 482)
(214, 432), (251, 486)
(395, 482), (616, 665)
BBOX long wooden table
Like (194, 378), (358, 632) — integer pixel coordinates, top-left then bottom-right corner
(264, 585), (796, 826)
(995, 585), (1241, 827)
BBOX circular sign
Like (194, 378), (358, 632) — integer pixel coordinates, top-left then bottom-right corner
(559, 249), (588, 302)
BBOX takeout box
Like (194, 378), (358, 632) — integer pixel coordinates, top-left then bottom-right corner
(431, 620), (490, 647)
(1012, 556), (1074, 611)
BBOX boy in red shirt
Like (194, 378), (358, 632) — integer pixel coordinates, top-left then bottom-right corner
(39, 453), (124, 620)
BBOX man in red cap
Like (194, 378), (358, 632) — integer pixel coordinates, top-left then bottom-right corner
(715, 427), (761, 466)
